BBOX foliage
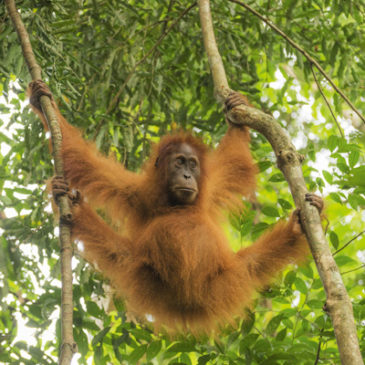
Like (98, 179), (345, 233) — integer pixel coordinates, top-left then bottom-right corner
(1, 0), (364, 364)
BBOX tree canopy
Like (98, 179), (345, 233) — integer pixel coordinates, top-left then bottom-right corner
(1, 0), (364, 364)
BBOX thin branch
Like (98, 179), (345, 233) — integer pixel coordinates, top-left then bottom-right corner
(341, 264), (365, 276)
(314, 329), (324, 365)
(311, 64), (344, 137)
(333, 230), (365, 256)
(106, 2), (197, 114)
(5, 1), (77, 364)
(228, 0), (365, 125)
(161, 0), (175, 35)
(198, 1), (363, 364)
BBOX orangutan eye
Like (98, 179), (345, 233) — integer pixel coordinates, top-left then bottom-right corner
(176, 156), (185, 165)
(190, 159), (197, 168)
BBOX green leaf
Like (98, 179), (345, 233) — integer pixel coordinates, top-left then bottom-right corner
(258, 160), (272, 172)
(167, 342), (196, 353)
(329, 192), (342, 204)
(269, 173), (286, 182)
(329, 42), (339, 65)
(322, 170), (333, 184)
(278, 198), (292, 210)
(312, 278), (323, 289)
(294, 277), (307, 294)
(329, 231), (339, 249)
(276, 328), (287, 341)
(254, 338), (272, 353)
(86, 301), (103, 318)
(129, 345), (147, 364)
(281, 308), (297, 318)
(335, 255), (356, 266)
(91, 326), (111, 347)
(349, 150), (360, 168)
(198, 354), (211, 365)
(252, 222), (270, 238)
(146, 340), (162, 361)
(299, 265), (314, 279)
(74, 329), (88, 356)
(239, 334), (259, 353)
(241, 311), (255, 334)
(267, 315), (282, 334)
(284, 271), (296, 286)
(0, 195), (12, 206)
(261, 206), (280, 217)
(95, 125), (107, 150)
(307, 300), (323, 309)
(348, 194), (360, 209)
(328, 135), (338, 152)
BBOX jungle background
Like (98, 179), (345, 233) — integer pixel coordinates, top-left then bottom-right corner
(0, 0), (365, 364)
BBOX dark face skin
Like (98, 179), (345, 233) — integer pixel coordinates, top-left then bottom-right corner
(167, 143), (200, 205)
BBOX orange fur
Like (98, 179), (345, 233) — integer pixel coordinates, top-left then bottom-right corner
(31, 91), (309, 334)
